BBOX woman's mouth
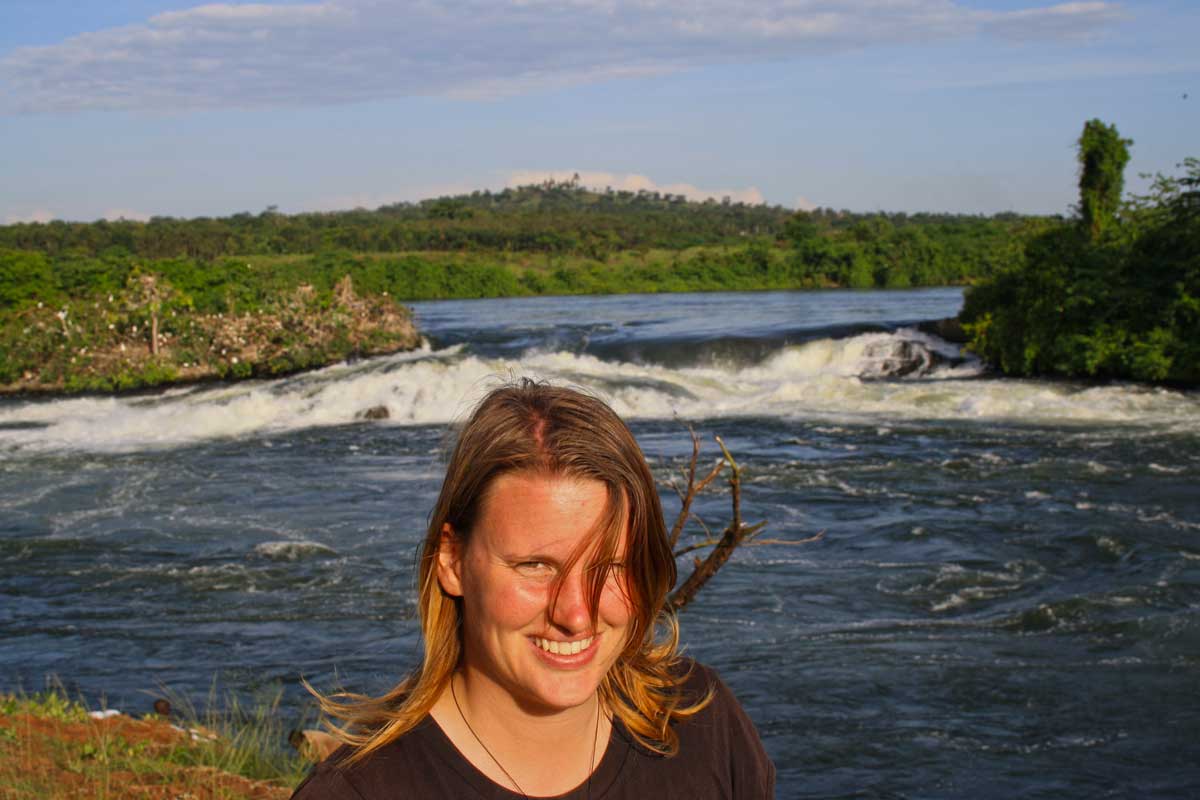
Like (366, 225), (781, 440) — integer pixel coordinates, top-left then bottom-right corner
(532, 635), (594, 655)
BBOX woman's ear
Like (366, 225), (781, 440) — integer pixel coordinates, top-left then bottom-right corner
(437, 523), (464, 597)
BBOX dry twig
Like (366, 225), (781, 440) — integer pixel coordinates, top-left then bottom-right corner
(667, 429), (820, 611)
(668, 425), (726, 550)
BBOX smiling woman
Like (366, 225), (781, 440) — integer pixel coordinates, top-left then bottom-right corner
(437, 472), (634, 718)
(292, 379), (775, 799)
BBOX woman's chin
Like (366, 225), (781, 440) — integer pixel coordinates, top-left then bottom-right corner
(517, 669), (606, 713)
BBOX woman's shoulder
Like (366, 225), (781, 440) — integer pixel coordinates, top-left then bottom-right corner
(289, 747), (364, 800)
(684, 660), (775, 784)
(288, 718), (449, 800)
(623, 657), (776, 797)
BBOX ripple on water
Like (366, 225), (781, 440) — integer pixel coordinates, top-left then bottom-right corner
(875, 560), (1045, 614)
(252, 540), (338, 561)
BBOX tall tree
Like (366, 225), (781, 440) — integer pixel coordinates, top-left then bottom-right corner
(1077, 119), (1132, 240)
(123, 271), (179, 357)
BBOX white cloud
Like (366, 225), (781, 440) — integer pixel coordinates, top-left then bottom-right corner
(0, 1), (1126, 114)
(4, 208), (56, 224)
(507, 170), (765, 204)
(793, 195), (817, 212)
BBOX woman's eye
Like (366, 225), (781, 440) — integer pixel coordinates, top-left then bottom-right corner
(515, 561), (552, 575)
(597, 562), (626, 580)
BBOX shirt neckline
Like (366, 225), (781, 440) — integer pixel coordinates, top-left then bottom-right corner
(418, 711), (633, 799)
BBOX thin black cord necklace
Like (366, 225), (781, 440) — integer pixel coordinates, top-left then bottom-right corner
(451, 672), (600, 799)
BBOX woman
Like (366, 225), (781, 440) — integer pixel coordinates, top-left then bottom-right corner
(293, 380), (775, 798)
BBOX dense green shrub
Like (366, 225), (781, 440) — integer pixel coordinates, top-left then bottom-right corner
(961, 123), (1198, 386)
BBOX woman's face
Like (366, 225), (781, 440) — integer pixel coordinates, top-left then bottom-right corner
(437, 471), (633, 713)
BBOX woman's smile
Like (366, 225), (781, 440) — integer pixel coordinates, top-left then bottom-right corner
(531, 634), (596, 657)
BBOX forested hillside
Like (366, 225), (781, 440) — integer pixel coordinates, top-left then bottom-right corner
(2, 180), (1048, 307)
(1, 182), (789, 258)
(1, 179), (1038, 260)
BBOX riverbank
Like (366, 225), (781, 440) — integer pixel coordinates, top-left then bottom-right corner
(0, 275), (420, 396)
(0, 690), (307, 799)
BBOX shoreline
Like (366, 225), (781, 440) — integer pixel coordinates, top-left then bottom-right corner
(0, 340), (422, 402)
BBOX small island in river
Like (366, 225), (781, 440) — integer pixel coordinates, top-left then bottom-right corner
(0, 274), (420, 395)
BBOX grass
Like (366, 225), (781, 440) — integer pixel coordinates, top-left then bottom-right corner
(0, 682), (314, 799)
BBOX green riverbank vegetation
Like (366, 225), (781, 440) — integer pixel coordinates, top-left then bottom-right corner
(0, 267), (419, 395)
(2, 180), (1052, 393)
(0, 685), (310, 798)
(961, 120), (1199, 386)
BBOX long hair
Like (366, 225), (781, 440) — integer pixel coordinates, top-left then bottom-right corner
(311, 379), (710, 765)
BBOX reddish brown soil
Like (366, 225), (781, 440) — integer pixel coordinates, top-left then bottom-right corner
(0, 712), (292, 800)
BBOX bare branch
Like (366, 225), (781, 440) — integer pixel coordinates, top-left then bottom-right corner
(751, 532), (825, 546)
(678, 522), (802, 557)
(666, 427), (821, 611)
(670, 435), (767, 611)
(673, 538), (723, 558)
(715, 435), (741, 534)
(695, 460), (725, 492)
(668, 425), (703, 549)
(739, 520), (768, 539)
(690, 513), (715, 540)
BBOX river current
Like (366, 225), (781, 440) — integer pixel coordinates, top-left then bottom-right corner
(2, 287), (1198, 797)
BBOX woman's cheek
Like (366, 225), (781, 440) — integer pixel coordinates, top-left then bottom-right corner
(503, 579), (548, 620)
(602, 575), (634, 620)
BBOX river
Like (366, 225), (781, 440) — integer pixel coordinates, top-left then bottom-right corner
(2, 287), (1198, 797)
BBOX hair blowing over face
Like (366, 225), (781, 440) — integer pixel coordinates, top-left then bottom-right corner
(311, 380), (710, 766)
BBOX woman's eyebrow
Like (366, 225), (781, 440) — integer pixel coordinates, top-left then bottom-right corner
(501, 549), (560, 563)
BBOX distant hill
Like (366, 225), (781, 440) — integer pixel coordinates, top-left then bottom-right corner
(0, 180), (1043, 261)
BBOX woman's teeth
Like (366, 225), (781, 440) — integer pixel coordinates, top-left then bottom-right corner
(535, 636), (594, 655)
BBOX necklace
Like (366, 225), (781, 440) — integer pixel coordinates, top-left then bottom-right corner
(450, 672), (600, 799)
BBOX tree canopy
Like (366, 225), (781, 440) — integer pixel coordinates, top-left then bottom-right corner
(962, 122), (1198, 385)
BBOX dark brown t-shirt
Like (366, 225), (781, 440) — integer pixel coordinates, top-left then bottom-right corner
(291, 661), (775, 799)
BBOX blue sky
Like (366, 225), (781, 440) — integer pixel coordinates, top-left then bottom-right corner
(1, 1), (1196, 223)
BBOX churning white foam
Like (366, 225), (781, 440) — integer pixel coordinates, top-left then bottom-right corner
(1, 332), (1197, 454)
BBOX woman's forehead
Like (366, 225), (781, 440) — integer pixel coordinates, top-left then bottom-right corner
(474, 471), (625, 554)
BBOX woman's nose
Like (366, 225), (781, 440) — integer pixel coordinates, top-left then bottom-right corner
(549, 569), (591, 632)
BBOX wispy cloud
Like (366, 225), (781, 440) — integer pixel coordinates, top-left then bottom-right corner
(979, 2), (1125, 41)
(507, 170), (766, 205)
(0, 1), (1126, 114)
